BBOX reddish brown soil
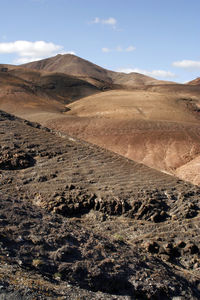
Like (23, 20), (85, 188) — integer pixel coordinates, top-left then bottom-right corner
(44, 89), (200, 185)
(0, 64), (107, 113)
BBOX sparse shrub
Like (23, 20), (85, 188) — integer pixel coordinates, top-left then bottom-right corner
(32, 259), (43, 268)
(54, 272), (62, 280)
(114, 234), (125, 242)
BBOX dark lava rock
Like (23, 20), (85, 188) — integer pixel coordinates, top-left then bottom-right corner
(185, 204), (199, 219)
(146, 241), (160, 254)
(185, 243), (199, 255)
(164, 243), (181, 258)
(177, 241), (186, 248)
(0, 151), (35, 170)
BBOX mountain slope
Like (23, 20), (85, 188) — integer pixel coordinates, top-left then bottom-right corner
(44, 89), (200, 185)
(22, 54), (112, 83)
(187, 77), (200, 85)
(22, 54), (173, 87)
(0, 65), (104, 118)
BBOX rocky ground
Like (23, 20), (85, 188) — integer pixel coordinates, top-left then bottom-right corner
(0, 110), (200, 299)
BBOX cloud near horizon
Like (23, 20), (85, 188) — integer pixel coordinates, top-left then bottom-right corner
(0, 40), (75, 64)
(102, 45), (136, 53)
(172, 60), (200, 70)
(117, 68), (176, 79)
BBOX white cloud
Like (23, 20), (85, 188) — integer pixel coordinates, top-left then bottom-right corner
(0, 41), (61, 56)
(102, 47), (111, 53)
(172, 60), (200, 70)
(117, 68), (176, 79)
(102, 17), (116, 26)
(14, 56), (43, 64)
(0, 40), (75, 64)
(102, 45), (136, 53)
(126, 46), (136, 52)
(93, 17), (100, 24)
(91, 17), (117, 28)
(149, 70), (176, 78)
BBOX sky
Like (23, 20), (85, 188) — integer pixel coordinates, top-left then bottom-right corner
(0, 0), (200, 83)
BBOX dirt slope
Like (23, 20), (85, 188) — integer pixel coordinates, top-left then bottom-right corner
(0, 65), (105, 118)
(0, 68), (64, 116)
(0, 110), (200, 299)
(44, 88), (200, 185)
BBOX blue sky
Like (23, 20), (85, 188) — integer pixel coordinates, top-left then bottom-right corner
(0, 0), (200, 82)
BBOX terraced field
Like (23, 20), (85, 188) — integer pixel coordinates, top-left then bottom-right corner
(0, 110), (200, 299)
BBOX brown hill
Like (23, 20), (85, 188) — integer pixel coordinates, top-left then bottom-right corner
(44, 88), (200, 185)
(1, 56), (200, 186)
(22, 54), (173, 87)
(0, 66), (62, 116)
(187, 77), (200, 85)
(22, 54), (112, 83)
(0, 110), (199, 299)
(0, 64), (106, 119)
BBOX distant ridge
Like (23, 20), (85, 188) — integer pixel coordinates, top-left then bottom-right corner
(21, 54), (174, 87)
(187, 77), (200, 85)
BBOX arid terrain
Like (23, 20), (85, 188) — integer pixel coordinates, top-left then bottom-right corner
(1, 55), (200, 185)
(0, 110), (200, 299)
(0, 54), (200, 299)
